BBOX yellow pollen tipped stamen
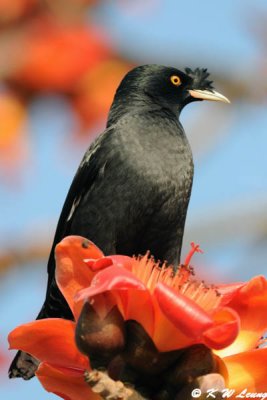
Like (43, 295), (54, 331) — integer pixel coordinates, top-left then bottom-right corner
(190, 282), (205, 300)
(158, 263), (169, 282)
(132, 255), (221, 313)
(147, 264), (161, 291)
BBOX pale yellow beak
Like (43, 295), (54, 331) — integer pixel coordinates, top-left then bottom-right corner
(189, 89), (230, 104)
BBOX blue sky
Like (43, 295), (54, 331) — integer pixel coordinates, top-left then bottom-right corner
(95, 0), (265, 71)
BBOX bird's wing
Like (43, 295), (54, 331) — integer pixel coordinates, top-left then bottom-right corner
(46, 127), (111, 278)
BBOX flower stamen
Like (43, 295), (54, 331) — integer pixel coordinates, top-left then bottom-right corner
(183, 242), (204, 267)
(132, 251), (221, 313)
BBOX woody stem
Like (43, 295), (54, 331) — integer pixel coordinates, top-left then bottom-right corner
(84, 369), (148, 400)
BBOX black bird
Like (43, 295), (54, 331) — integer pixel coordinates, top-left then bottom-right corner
(9, 64), (229, 380)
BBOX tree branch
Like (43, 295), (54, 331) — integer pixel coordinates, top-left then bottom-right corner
(84, 370), (147, 400)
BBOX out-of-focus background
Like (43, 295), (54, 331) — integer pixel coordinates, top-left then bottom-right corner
(0, 0), (267, 398)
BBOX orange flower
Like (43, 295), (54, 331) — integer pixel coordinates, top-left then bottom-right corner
(11, 17), (111, 92)
(215, 277), (267, 392)
(0, 91), (28, 182)
(8, 236), (267, 399)
(72, 59), (133, 132)
(0, 0), (37, 24)
(9, 237), (103, 400)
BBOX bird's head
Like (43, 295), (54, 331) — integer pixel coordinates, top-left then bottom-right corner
(110, 64), (229, 121)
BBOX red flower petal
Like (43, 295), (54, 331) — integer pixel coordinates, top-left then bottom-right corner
(55, 236), (104, 317)
(8, 319), (89, 370)
(154, 282), (213, 338)
(36, 363), (100, 400)
(203, 307), (239, 350)
(75, 265), (146, 302)
(120, 288), (155, 338)
(218, 275), (267, 356)
(75, 265), (154, 336)
(217, 282), (245, 306)
(152, 298), (197, 352)
(83, 258), (113, 271)
(106, 255), (134, 271)
(84, 255), (133, 272)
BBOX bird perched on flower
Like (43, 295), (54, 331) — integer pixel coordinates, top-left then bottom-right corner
(9, 64), (229, 380)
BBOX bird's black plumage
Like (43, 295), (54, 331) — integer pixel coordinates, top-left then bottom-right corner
(9, 64), (229, 380)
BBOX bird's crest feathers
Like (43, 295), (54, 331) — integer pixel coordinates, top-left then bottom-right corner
(184, 67), (214, 90)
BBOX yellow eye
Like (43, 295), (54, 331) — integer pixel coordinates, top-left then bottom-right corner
(170, 75), (181, 86)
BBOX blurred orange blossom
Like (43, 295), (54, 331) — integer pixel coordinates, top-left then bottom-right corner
(0, 1), (133, 179)
(9, 16), (111, 92)
(0, 0), (37, 24)
(0, 90), (28, 180)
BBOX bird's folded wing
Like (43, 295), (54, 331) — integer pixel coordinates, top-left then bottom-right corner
(46, 127), (113, 278)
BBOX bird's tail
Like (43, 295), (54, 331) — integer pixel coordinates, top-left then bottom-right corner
(8, 350), (39, 380)
(8, 301), (49, 380)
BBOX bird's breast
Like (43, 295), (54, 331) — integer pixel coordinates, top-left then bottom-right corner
(116, 113), (194, 208)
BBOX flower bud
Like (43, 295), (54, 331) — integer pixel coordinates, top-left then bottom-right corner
(124, 321), (182, 376)
(165, 344), (217, 388)
(75, 301), (125, 368)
